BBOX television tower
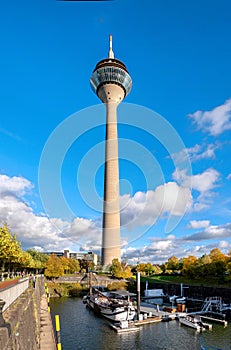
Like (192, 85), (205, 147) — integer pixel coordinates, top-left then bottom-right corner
(90, 35), (132, 268)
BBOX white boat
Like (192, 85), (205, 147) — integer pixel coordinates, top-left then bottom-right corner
(169, 295), (186, 304)
(86, 289), (136, 322)
(179, 315), (205, 332)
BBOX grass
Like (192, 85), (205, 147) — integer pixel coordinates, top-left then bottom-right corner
(142, 275), (231, 288)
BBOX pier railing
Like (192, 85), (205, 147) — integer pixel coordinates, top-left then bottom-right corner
(0, 278), (29, 312)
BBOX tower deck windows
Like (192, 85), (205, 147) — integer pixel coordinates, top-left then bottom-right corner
(90, 66), (132, 96)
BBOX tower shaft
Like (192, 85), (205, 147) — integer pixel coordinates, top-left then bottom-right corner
(102, 100), (121, 267)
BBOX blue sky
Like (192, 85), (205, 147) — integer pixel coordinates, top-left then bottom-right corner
(0, 0), (231, 264)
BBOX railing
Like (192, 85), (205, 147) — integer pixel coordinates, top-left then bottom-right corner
(0, 278), (29, 312)
(201, 296), (223, 313)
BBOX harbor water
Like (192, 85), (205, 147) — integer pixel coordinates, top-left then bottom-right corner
(50, 297), (231, 350)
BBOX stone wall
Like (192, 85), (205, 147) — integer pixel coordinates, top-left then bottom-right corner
(0, 277), (43, 350)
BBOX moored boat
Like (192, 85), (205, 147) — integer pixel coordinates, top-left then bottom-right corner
(85, 289), (136, 322)
(179, 315), (205, 332)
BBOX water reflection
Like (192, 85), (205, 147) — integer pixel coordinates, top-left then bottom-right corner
(50, 298), (231, 350)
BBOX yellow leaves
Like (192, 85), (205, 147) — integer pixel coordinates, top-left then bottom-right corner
(0, 224), (35, 269)
(110, 258), (133, 279)
(44, 254), (64, 279)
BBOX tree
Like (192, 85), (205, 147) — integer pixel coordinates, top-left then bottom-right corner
(18, 251), (34, 269)
(110, 259), (132, 279)
(196, 254), (212, 277)
(60, 257), (70, 274)
(44, 254), (64, 279)
(68, 258), (80, 274)
(166, 256), (179, 272)
(0, 224), (22, 277)
(182, 255), (198, 278)
(136, 263), (147, 275)
(27, 249), (48, 271)
(209, 248), (227, 277)
(226, 261), (231, 280)
(144, 262), (155, 276)
(152, 265), (162, 275)
(209, 248), (227, 263)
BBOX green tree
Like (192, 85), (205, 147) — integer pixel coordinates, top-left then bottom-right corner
(27, 249), (48, 271)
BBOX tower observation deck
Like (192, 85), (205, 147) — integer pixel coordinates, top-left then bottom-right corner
(90, 36), (132, 268)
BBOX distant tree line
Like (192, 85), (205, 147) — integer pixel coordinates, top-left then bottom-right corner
(1, 224), (231, 281)
(133, 248), (231, 281)
(0, 224), (91, 280)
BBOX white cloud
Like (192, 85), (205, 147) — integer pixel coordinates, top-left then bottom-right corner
(173, 168), (219, 193)
(185, 223), (231, 241)
(188, 220), (210, 229)
(0, 174), (33, 196)
(188, 98), (231, 136)
(1, 174), (230, 265)
(191, 168), (220, 193)
(120, 182), (192, 229)
(0, 174), (101, 252)
(171, 142), (220, 165)
(227, 173), (231, 180)
(188, 143), (220, 161)
(173, 167), (220, 212)
(123, 227), (231, 264)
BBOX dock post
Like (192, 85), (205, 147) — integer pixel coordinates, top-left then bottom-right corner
(89, 272), (92, 295)
(55, 314), (62, 350)
(47, 295), (50, 313)
(137, 272), (140, 319)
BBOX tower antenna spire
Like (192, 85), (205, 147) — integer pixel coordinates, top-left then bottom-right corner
(108, 34), (114, 59)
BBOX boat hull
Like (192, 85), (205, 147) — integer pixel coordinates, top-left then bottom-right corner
(179, 316), (202, 331)
(86, 294), (135, 322)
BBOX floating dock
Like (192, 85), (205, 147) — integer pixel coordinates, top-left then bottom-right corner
(110, 323), (139, 333)
(200, 315), (228, 327)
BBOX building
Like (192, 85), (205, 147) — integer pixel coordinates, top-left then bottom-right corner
(65, 250), (98, 266)
(44, 250), (98, 266)
(43, 251), (64, 258)
(90, 35), (132, 268)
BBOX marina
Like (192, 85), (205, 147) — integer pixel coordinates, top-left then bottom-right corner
(83, 277), (231, 340)
(50, 297), (231, 350)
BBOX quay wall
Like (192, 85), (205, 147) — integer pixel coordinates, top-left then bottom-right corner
(141, 281), (231, 303)
(0, 276), (55, 350)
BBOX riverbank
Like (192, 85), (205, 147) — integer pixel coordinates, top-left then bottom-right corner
(0, 276), (56, 350)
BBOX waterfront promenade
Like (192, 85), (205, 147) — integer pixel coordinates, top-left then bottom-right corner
(0, 276), (56, 350)
(40, 292), (56, 350)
